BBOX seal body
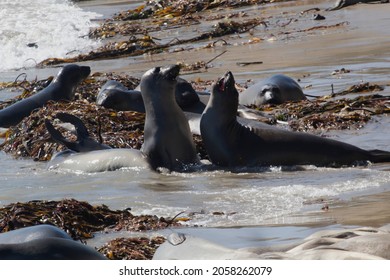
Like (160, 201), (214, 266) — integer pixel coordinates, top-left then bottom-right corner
(96, 80), (145, 112)
(0, 64), (90, 128)
(200, 71), (390, 167)
(140, 65), (200, 171)
(98, 77), (202, 113)
(45, 113), (148, 172)
(239, 74), (306, 106)
(0, 225), (106, 260)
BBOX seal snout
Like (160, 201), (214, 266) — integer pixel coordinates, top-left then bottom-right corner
(162, 64), (180, 81)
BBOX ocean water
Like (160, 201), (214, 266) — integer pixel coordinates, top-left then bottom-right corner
(0, 0), (101, 72)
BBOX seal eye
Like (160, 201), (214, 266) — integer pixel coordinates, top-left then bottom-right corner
(153, 67), (161, 74)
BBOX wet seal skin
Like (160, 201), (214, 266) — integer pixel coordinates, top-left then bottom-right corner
(200, 71), (390, 168)
(140, 65), (200, 171)
(0, 64), (90, 128)
(239, 74), (306, 106)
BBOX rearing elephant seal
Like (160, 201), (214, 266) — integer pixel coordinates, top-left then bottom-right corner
(200, 71), (390, 167)
(140, 65), (200, 171)
(0, 64), (91, 128)
(239, 74), (306, 106)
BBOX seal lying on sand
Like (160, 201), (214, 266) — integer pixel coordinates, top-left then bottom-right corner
(327, 0), (388, 11)
(200, 71), (390, 167)
(153, 225), (390, 260)
(140, 65), (200, 171)
(239, 74), (306, 107)
(97, 77), (201, 113)
(0, 225), (106, 260)
(0, 64), (90, 128)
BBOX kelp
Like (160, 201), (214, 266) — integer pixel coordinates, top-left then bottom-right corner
(259, 90), (390, 131)
(113, 0), (275, 21)
(0, 199), (181, 241)
(97, 236), (165, 260)
(39, 17), (266, 66)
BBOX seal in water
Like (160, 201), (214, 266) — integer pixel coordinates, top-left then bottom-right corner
(45, 113), (148, 172)
(200, 71), (390, 167)
(140, 65), (200, 171)
(0, 225), (106, 260)
(238, 74), (306, 106)
(0, 64), (90, 128)
(326, 0), (388, 11)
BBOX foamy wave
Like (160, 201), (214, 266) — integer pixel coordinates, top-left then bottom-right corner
(0, 0), (102, 71)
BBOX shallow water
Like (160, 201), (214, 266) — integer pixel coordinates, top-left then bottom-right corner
(1, 0), (390, 250)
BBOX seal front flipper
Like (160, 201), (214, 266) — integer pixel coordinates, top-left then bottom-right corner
(45, 113), (110, 153)
(367, 149), (390, 163)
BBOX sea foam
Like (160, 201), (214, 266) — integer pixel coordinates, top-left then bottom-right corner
(0, 0), (101, 71)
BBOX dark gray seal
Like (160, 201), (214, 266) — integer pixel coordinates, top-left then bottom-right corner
(200, 71), (390, 167)
(0, 64), (91, 128)
(45, 112), (111, 153)
(238, 74), (306, 106)
(140, 65), (200, 171)
(97, 77), (201, 113)
(0, 225), (106, 260)
(96, 80), (145, 112)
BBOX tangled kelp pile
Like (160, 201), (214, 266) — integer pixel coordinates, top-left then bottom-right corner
(0, 199), (181, 240)
(0, 198), (183, 259)
(259, 83), (390, 131)
(98, 236), (165, 260)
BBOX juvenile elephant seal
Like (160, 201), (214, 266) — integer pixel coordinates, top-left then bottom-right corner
(97, 77), (201, 113)
(45, 112), (111, 153)
(45, 113), (148, 172)
(200, 71), (390, 167)
(140, 65), (200, 171)
(0, 225), (106, 260)
(96, 80), (145, 112)
(0, 64), (90, 128)
(239, 74), (306, 106)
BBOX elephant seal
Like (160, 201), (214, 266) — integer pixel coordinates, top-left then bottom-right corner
(45, 113), (148, 172)
(140, 65), (200, 171)
(326, 0), (388, 11)
(45, 112), (111, 153)
(96, 80), (145, 112)
(0, 64), (90, 128)
(97, 77), (201, 113)
(200, 71), (390, 167)
(238, 74), (306, 106)
(0, 225), (106, 260)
